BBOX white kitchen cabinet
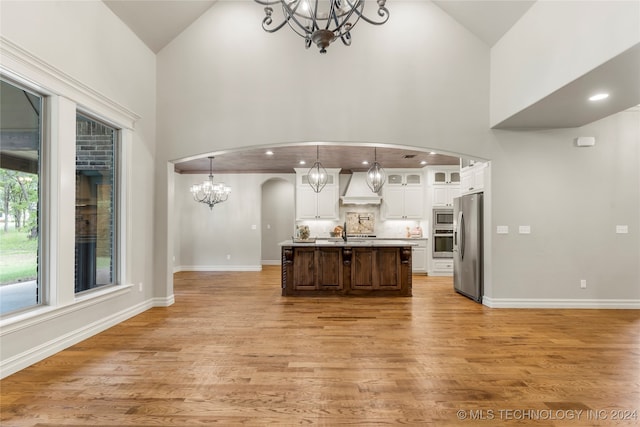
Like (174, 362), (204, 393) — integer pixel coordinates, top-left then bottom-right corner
(410, 240), (427, 273)
(387, 172), (422, 186)
(428, 166), (460, 207)
(430, 259), (454, 276)
(429, 167), (460, 185)
(459, 162), (487, 195)
(295, 168), (340, 220)
(382, 170), (425, 219)
(432, 186), (460, 207)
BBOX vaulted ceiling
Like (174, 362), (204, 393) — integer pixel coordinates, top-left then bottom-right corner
(100, 1), (639, 174)
(104, 1), (535, 53)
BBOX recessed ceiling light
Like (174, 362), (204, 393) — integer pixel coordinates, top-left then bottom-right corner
(362, 160), (369, 165)
(429, 151), (436, 155)
(420, 160), (428, 165)
(589, 93), (609, 101)
(299, 160), (306, 165)
(265, 150), (274, 156)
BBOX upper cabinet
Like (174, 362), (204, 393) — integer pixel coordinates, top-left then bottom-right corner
(295, 168), (341, 220)
(431, 170), (460, 185)
(428, 166), (460, 207)
(382, 169), (425, 219)
(387, 172), (423, 186)
(459, 161), (487, 195)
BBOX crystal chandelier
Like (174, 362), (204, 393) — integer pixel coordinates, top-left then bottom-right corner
(308, 145), (328, 193)
(366, 147), (386, 193)
(254, 0), (390, 54)
(190, 157), (231, 210)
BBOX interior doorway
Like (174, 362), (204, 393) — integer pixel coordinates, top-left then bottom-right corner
(261, 178), (294, 265)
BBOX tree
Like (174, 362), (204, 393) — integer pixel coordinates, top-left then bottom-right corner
(0, 169), (38, 234)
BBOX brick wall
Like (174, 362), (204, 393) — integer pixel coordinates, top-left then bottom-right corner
(75, 116), (115, 290)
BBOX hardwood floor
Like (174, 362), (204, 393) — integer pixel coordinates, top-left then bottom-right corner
(2, 266), (639, 426)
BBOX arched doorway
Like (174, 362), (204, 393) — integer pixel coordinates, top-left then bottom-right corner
(261, 178), (295, 265)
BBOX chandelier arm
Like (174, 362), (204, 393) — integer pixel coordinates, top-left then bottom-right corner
(325, 0), (339, 31)
(310, 0), (321, 33)
(281, 2), (317, 39)
(349, 1), (389, 26)
(331, 2), (363, 37)
(261, 13), (290, 33)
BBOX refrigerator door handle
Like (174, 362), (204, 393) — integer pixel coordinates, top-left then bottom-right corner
(459, 211), (466, 260)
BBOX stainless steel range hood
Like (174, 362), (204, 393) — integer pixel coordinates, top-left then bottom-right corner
(340, 172), (382, 205)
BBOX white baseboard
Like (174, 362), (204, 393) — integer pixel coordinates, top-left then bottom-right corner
(483, 297), (640, 309)
(427, 271), (453, 277)
(0, 299), (154, 379)
(261, 260), (281, 266)
(152, 295), (175, 307)
(175, 265), (262, 272)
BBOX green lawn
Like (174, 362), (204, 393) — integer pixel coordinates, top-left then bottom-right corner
(0, 229), (38, 285)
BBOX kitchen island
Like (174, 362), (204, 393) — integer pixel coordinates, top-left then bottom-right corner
(280, 240), (416, 296)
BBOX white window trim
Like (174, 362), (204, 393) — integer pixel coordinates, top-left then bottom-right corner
(0, 35), (140, 327)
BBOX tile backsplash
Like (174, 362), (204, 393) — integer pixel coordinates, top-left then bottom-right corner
(345, 212), (374, 234)
(297, 204), (427, 238)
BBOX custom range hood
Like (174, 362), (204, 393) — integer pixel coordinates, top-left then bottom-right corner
(340, 172), (382, 205)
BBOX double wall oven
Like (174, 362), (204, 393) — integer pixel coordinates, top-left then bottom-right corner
(432, 208), (454, 258)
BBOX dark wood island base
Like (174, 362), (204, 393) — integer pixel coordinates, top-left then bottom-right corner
(280, 241), (414, 296)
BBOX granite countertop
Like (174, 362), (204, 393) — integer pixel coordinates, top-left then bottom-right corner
(279, 239), (419, 247)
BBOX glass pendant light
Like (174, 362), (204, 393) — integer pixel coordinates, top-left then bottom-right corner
(366, 147), (386, 193)
(307, 145), (328, 193)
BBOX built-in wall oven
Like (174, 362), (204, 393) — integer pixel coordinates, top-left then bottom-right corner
(433, 208), (454, 258)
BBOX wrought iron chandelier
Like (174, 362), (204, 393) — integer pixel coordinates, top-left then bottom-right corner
(254, 0), (390, 54)
(366, 147), (386, 193)
(308, 145), (328, 193)
(190, 157), (231, 210)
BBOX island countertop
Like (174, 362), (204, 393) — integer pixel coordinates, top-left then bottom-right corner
(279, 239), (419, 247)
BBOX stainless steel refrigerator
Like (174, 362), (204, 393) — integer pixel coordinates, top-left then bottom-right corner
(453, 193), (483, 303)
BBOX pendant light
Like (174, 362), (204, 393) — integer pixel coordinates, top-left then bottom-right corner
(366, 147), (386, 193)
(307, 145), (328, 193)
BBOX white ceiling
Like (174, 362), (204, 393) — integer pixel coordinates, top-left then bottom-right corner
(104, 0), (532, 53)
(104, 0), (218, 53)
(432, 0), (535, 46)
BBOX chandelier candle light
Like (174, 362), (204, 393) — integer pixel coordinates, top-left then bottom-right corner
(308, 145), (328, 193)
(366, 147), (386, 193)
(190, 156), (231, 210)
(254, 0), (389, 54)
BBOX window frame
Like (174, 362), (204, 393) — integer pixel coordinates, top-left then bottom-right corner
(0, 40), (139, 328)
(74, 110), (121, 295)
(0, 76), (45, 315)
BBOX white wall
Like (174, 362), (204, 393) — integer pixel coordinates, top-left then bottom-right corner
(490, 0), (640, 126)
(488, 110), (640, 306)
(175, 173), (295, 270)
(0, 0), (157, 376)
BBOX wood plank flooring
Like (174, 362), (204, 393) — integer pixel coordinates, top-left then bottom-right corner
(1, 266), (639, 426)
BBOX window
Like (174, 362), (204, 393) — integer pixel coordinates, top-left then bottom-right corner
(75, 114), (118, 293)
(0, 79), (43, 314)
